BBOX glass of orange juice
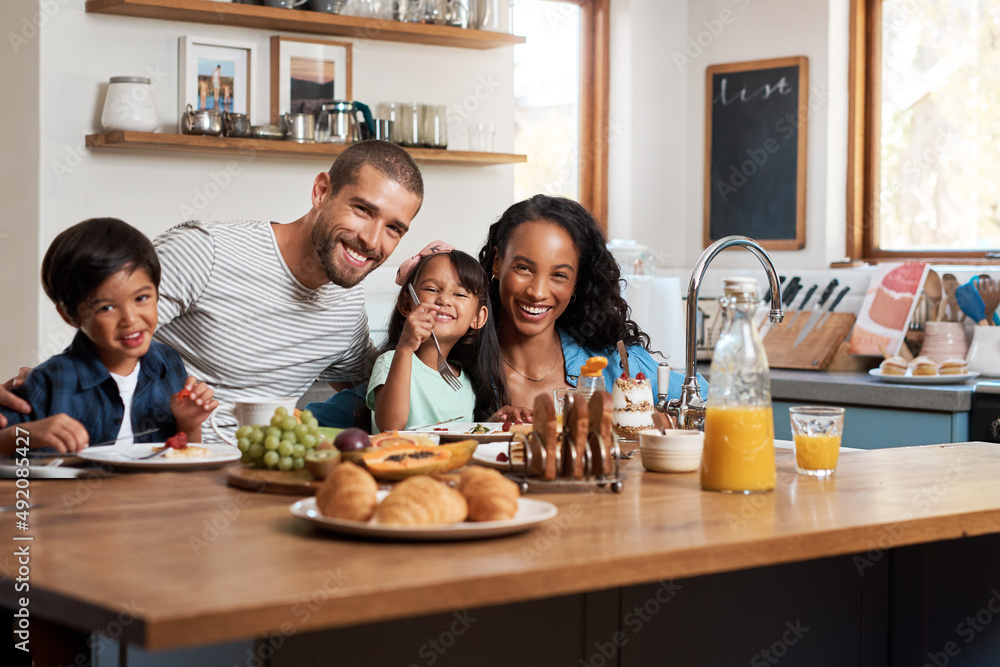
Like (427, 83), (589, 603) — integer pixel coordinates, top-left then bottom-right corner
(553, 389), (570, 434)
(789, 407), (845, 477)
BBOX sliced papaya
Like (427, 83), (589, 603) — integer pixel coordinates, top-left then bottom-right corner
(362, 443), (452, 481)
(439, 439), (478, 472)
(371, 432), (437, 449)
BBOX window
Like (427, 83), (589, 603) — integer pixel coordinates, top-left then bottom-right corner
(848, 0), (1000, 260)
(512, 0), (609, 224)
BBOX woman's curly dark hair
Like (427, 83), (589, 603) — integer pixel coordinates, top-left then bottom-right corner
(477, 195), (651, 353)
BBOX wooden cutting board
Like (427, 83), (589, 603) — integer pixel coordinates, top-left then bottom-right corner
(763, 312), (857, 370)
(226, 464), (320, 495)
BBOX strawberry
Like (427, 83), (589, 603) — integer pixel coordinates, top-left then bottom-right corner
(165, 432), (188, 450)
(174, 389), (193, 401)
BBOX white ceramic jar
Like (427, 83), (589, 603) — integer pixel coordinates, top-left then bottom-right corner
(101, 76), (158, 132)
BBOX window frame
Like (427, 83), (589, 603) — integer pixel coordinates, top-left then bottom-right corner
(847, 0), (1000, 263)
(516, 0), (609, 227)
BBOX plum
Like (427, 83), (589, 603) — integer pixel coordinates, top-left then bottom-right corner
(333, 428), (371, 453)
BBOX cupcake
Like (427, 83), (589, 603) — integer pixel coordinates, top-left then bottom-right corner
(938, 358), (969, 375)
(879, 356), (908, 376)
(909, 355), (939, 376)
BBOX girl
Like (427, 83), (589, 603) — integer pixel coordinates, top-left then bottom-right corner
(367, 249), (508, 433)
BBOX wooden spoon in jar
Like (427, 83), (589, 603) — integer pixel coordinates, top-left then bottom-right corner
(924, 269), (941, 323)
(938, 273), (960, 322)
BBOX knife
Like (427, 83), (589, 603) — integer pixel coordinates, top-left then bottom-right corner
(809, 286), (852, 337)
(784, 284), (818, 330)
(792, 279), (840, 347)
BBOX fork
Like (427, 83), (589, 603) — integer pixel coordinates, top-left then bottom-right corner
(406, 284), (462, 391)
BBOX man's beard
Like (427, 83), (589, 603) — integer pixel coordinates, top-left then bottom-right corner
(312, 220), (384, 289)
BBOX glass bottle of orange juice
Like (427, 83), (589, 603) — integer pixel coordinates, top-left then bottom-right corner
(701, 277), (775, 493)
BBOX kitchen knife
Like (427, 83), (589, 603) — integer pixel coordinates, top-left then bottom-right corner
(792, 279), (840, 347)
(812, 286), (851, 333)
(784, 284), (818, 330)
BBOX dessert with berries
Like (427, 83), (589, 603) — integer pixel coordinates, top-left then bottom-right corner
(611, 371), (655, 440)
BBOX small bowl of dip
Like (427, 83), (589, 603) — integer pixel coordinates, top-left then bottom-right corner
(639, 429), (704, 473)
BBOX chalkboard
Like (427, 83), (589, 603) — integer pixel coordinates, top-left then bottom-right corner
(704, 57), (808, 250)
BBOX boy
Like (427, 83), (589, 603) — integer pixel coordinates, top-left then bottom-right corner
(0, 218), (216, 457)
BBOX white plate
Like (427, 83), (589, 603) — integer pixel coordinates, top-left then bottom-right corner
(291, 492), (556, 541)
(77, 443), (241, 470)
(471, 440), (525, 472)
(402, 422), (514, 443)
(868, 369), (980, 384)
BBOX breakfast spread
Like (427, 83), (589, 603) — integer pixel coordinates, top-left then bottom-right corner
(611, 372), (655, 439)
(315, 461), (379, 522)
(909, 355), (939, 376)
(314, 461), (521, 527)
(939, 358), (969, 375)
(878, 356), (908, 376)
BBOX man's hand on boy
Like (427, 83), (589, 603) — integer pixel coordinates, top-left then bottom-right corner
(0, 367), (33, 428)
(171, 378), (218, 429)
(22, 414), (90, 453)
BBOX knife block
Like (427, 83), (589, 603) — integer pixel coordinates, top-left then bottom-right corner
(763, 312), (857, 370)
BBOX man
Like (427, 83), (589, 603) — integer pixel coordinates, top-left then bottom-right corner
(0, 141), (423, 443)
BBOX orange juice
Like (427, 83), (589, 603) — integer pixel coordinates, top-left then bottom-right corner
(794, 434), (840, 473)
(701, 406), (775, 493)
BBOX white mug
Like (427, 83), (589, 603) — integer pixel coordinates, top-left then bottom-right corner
(967, 325), (1000, 377)
(210, 396), (298, 447)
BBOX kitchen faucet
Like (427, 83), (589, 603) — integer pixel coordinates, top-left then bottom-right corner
(656, 235), (783, 430)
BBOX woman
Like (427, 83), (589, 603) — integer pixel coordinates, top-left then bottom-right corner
(479, 195), (704, 419)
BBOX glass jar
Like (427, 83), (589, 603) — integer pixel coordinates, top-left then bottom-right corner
(575, 356), (607, 403)
(700, 277), (775, 493)
(101, 76), (158, 133)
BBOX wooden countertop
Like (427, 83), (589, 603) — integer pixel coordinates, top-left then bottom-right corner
(3, 443), (1000, 650)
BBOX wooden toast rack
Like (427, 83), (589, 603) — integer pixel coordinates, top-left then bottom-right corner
(512, 389), (624, 493)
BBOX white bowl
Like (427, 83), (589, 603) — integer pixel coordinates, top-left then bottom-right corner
(639, 428), (704, 473)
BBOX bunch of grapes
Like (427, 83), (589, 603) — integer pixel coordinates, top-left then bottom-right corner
(235, 408), (323, 471)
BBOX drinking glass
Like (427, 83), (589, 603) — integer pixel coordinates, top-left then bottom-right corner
(789, 406), (845, 477)
(552, 389), (570, 434)
(467, 122), (495, 152)
(376, 102), (404, 144)
(421, 104), (448, 148)
(399, 102), (423, 147)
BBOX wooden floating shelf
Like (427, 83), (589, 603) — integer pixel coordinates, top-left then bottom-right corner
(85, 132), (526, 166)
(85, 0), (525, 49)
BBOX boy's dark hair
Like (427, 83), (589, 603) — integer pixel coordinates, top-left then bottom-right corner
(41, 217), (161, 320)
(359, 250), (509, 428)
(328, 140), (424, 209)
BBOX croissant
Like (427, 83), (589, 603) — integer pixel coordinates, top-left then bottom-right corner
(376, 475), (468, 526)
(459, 467), (519, 522)
(315, 461), (378, 521)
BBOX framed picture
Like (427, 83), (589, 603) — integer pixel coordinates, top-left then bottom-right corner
(178, 36), (257, 128)
(703, 56), (808, 251)
(270, 36), (352, 124)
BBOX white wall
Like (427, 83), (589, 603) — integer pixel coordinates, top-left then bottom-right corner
(0, 0), (514, 377)
(609, 0), (850, 273)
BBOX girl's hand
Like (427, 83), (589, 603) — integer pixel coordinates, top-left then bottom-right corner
(171, 377), (219, 431)
(398, 304), (439, 353)
(19, 415), (90, 453)
(490, 406), (534, 424)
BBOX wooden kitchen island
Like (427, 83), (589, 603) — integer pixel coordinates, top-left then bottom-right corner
(4, 443), (1000, 666)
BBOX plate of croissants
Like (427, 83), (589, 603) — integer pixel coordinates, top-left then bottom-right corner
(290, 461), (557, 540)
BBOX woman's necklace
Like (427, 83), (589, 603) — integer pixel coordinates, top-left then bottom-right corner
(501, 354), (561, 383)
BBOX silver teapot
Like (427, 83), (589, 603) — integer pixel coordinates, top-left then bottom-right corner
(315, 101), (374, 144)
(222, 111), (252, 138)
(180, 104), (223, 136)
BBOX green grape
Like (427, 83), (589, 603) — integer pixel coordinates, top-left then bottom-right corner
(294, 423), (309, 440)
(306, 418), (319, 430)
(235, 425), (252, 440)
(278, 456), (294, 471)
(292, 457), (305, 470)
(249, 428), (265, 445)
(265, 426), (280, 439)
(270, 415), (284, 428)
(280, 416), (298, 432)
(274, 407), (288, 418)
(237, 437), (251, 453)
(292, 444), (306, 458)
(299, 409), (313, 421)
(301, 434), (317, 449)
(248, 443), (265, 460)
(264, 435), (280, 451)
(263, 450), (280, 468)
(278, 441), (293, 457)
(281, 431), (298, 445)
